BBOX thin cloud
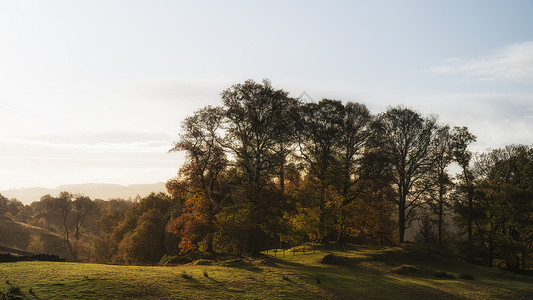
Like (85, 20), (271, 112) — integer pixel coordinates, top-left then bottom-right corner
(432, 41), (533, 82)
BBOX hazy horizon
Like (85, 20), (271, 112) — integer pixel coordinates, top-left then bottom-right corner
(0, 182), (167, 204)
(1, 0), (532, 190)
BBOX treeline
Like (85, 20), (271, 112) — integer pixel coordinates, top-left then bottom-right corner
(0, 191), (180, 263)
(1, 79), (531, 270)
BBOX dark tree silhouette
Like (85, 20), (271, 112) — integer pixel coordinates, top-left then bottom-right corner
(376, 106), (436, 243)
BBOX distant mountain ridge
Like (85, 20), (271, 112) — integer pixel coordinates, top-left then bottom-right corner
(1, 182), (167, 204)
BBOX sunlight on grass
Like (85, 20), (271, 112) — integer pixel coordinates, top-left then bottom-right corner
(1, 245), (532, 299)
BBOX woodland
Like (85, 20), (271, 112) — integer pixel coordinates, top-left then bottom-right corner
(1, 79), (532, 271)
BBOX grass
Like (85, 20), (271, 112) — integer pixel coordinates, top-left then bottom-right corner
(0, 244), (532, 299)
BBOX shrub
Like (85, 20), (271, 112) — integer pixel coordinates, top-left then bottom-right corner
(8, 285), (22, 294)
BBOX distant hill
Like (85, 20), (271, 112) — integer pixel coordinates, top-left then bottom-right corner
(1, 182), (167, 204)
(0, 215), (68, 257)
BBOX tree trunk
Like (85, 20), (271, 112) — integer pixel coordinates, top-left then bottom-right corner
(467, 185), (473, 243)
(399, 198), (406, 243)
(438, 189), (444, 247)
(319, 183), (327, 242)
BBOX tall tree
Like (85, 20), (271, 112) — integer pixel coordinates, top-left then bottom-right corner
(72, 195), (95, 241)
(41, 192), (75, 258)
(451, 126), (477, 243)
(338, 102), (373, 203)
(221, 79), (298, 252)
(427, 124), (454, 247)
(377, 106), (436, 243)
(222, 79), (298, 194)
(336, 102), (373, 243)
(296, 99), (344, 241)
(170, 106), (227, 204)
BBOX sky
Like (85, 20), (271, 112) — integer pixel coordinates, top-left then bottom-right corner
(0, 0), (532, 190)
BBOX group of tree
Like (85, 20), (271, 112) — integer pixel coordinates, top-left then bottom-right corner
(1, 79), (531, 270)
(162, 79), (533, 270)
(1, 190), (183, 264)
(454, 145), (533, 270)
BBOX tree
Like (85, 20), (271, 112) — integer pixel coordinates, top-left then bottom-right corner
(170, 106), (227, 204)
(471, 145), (533, 269)
(118, 209), (166, 264)
(92, 199), (134, 263)
(72, 195), (95, 241)
(336, 102), (373, 242)
(296, 99), (344, 241)
(27, 234), (45, 254)
(41, 192), (76, 258)
(221, 79), (298, 253)
(166, 193), (214, 254)
(338, 102), (373, 202)
(376, 106), (436, 243)
(0, 194), (8, 216)
(222, 79), (298, 193)
(427, 124), (454, 247)
(451, 126), (477, 243)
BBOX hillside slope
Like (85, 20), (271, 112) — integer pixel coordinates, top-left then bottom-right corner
(0, 216), (68, 257)
(0, 244), (532, 299)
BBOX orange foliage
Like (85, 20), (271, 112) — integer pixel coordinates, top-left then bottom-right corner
(166, 193), (214, 254)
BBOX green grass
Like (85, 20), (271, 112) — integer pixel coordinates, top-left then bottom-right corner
(1, 244), (532, 299)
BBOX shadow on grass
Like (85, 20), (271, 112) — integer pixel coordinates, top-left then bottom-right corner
(271, 253), (465, 300)
(216, 259), (263, 272)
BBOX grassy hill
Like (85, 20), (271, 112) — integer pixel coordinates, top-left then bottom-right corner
(1, 244), (532, 299)
(0, 215), (68, 258)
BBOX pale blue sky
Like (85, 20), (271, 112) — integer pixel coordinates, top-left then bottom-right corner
(1, 0), (532, 190)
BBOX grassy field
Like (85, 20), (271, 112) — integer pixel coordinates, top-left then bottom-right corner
(1, 244), (532, 299)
